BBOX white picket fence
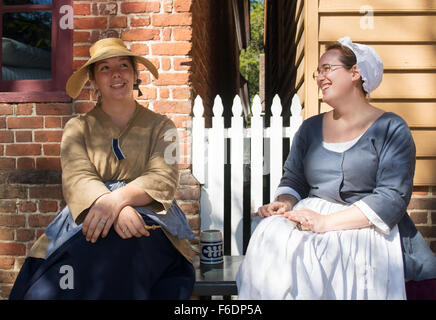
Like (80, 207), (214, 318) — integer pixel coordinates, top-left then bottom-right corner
(192, 93), (303, 255)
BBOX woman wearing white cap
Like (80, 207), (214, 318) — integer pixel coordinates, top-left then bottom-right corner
(10, 38), (195, 299)
(237, 37), (436, 299)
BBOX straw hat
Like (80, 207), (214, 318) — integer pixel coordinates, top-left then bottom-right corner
(66, 38), (159, 99)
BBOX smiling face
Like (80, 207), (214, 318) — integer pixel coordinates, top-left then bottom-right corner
(91, 56), (137, 103)
(316, 49), (358, 105)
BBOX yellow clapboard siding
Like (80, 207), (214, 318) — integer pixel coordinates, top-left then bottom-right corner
(372, 73), (436, 100)
(415, 160), (436, 186)
(320, 44), (436, 70)
(319, 0), (436, 13)
(412, 131), (436, 157)
(320, 102), (436, 127)
(319, 16), (436, 42)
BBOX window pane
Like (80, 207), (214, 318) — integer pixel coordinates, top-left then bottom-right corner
(2, 11), (51, 80)
(4, 0), (52, 5)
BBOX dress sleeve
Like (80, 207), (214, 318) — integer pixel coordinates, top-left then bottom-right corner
(60, 117), (110, 222)
(359, 118), (416, 231)
(127, 117), (179, 212)
(278, 123), (310, 199)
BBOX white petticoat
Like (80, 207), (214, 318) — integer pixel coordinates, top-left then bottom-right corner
(236, 197), (406, 300)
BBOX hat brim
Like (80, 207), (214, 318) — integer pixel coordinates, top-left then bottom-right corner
(66, 48), (159, 99)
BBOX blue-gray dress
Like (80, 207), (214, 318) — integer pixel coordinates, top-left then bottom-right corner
(237, 112), (436, 300)
(280, 112), (436, 282)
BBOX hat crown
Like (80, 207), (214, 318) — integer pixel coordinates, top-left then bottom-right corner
(89, 38), (127, 57)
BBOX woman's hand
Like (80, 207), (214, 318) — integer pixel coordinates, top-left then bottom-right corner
(284, 209), (327, 233)
(113, 206), (150, 239)
(254, 201), (292, 218)
(82, 193), (120, 243)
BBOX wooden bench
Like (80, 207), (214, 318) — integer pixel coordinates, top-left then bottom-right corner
(192, 255), (244, 297)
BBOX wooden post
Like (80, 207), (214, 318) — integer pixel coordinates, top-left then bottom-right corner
(304, 0), (319, 118)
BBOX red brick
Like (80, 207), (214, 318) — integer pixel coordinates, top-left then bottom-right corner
(73, 31), (91, 43)
(173, 28), (192, 41)
(73, 3), (91, 15)
(15, 131), (32, 143)
(34, 130), (63, 143)
(0, 228), (14, 240)
(0, 257), (14, 269)
(0, 131), (13, 143)
(73, 45), (91, 58)
(0, 201), (16, 214)
(29, 186), (63, 200)
(136, 87), (157, 100)
(152, 13), (192, 26)
(43, 144), (60, 156)
(174, 0), (193, 12)
(0, 105), (13, 115)
(130, 43), (149, 55)
(409, 211), (428, 224)
(173, 87), (191, 99)
(109, 16), (127, 28)
(121, 29), (160, 41)
(155, 73), (190, 86)
(6, 144), (41, 156)
(162, 29), (172, 41)
(19, 201), (37, 213)
(16, 229), (36, 242)
(130, 16), (151, 27)
(36, 104), (72, 116)
(28, 214), (55, 228)
(45, 117), (62, 128)
(0, 118), (5, 129)
(121, 2), (160, 13)
(159, 88), (170, 99)
(162, 58), (171, 71)
(93, 2), (117, 15)
(0, 270), (19, 283)
(151, 42), (192, 55)
(17, 158), (35, 170)
(36, 158), (61, 171)
(16, 104), (33, 115)
(74, 17), (107, 30)
(174, 186), (200, 201)
(0, 215), (26, 228)
(174, 57), (192, 71)
(153, 101), (191, 114)
(7, 117), (43, 129)
(38, 200), (58, 213)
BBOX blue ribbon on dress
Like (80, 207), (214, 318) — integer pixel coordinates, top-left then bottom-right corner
(45, 181), (195, 259)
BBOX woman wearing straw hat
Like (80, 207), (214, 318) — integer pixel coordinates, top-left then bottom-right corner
(236, 37), (436, 299)
(9, 38), (196, 300)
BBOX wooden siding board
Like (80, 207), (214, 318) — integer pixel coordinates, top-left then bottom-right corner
(319, 0), (436, 13)
(321, 44), (436, 70)
(319, 16), (436, 42)
(415, 160), (436, 186)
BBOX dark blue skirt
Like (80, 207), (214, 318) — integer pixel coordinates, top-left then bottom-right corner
(9, 216), (195, 300)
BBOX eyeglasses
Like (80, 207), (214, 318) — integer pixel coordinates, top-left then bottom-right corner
(312, 64), (345, 80)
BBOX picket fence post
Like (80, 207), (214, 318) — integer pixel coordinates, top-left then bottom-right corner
(191, 93), (303, 255)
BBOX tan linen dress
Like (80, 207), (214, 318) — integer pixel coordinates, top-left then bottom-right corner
(29, 102), (192, 263)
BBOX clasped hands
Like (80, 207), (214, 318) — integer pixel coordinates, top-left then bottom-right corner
(254, 201), (328, 233)
(82, 191), (150, 243)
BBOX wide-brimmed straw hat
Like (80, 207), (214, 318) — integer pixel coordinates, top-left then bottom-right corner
(66, 37), (159, 99)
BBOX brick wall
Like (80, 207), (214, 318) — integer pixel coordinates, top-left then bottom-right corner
(0, 0), (201, 299)
(409, 187), (436, 253)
